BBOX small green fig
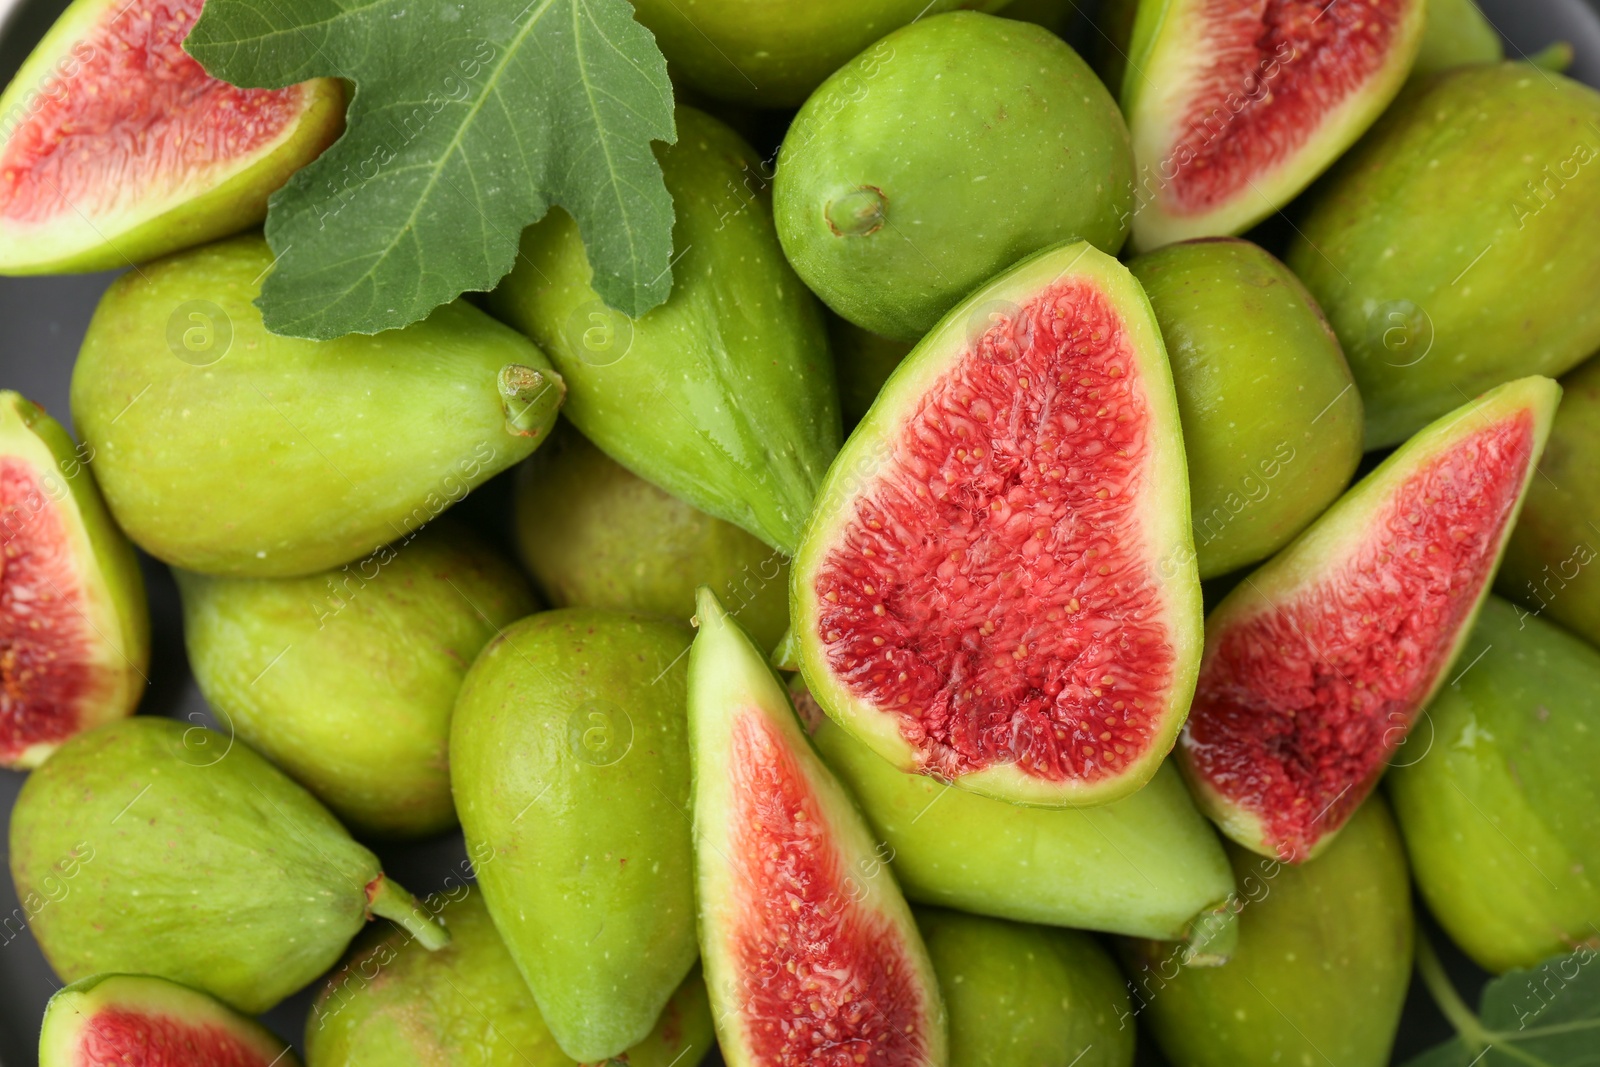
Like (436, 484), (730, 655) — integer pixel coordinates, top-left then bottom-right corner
(450, 609), (697, 1061)
(176, 519), (535, 838)
(513, 422), (788, 651)
(9, 717), (448, 1014)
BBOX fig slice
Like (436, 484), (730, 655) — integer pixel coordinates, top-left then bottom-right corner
(792, 239), (1202, 808)
(1179, 376), (1560, 863)
(0, 0), (343, 274)
(1121, 0), (1425, 251)
(689, 586), (947, 1067)
(40, 973), (298, 1067)
(0, 391), (147, 769)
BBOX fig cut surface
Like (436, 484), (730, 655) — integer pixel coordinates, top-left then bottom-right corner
(793, 240), (1202, 808)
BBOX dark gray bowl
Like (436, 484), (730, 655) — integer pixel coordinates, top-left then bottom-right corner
(0, 0), (1597, 1063)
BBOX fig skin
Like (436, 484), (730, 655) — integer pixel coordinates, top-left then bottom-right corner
(176, 519), (535, 839)
(0, 0), (344, 274)
(513, 422), (788, 651)
(1498, 354), (1600, 649)
(488, 106), (837, 558)
(1409, 0), (1503, 82)
(0, 391), (148, 769)
(71, 234), (561, 578)
(1289, 64), (1600, 449)
(40, 973), (299, 1067)
(1127, 238), (1363, 580)
(9, 717), (447, 1014)
(917, 907), (1135, 1067)
(306, 889), (715, 1067)
(1121, 797), (1413, 1067)
(1388, 597), (1600, 973)
(775, 12), (1133, 342)
(450, 609), (697, 1062)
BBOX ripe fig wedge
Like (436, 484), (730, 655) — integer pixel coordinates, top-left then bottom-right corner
(1121, 0), (1425, 250)
(0, 391), (147, 769)
(690, 586), (947, 1067)
(10, 717), (448, 1013)
(1179, 376), (1559, 863)
(0, 0), (342, 274)
(792, 239), (1202, 808)
(40, 973), (299, 1067)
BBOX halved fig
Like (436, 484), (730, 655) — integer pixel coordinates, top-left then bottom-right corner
(792, 239), (1203, 808)
(40, 973), (298, 1067)
(0, 391), (147, 768)
(1179, 376), (1560, 863)
(0, 0), (344, 273)
(689, 587), (946, 1067)
(1121, 0), (1426, 251)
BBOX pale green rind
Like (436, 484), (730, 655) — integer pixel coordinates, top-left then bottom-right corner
(793, 238), (1203, 808)
(513, 422), (789, 652)
(1498, 355), (1600, 648)
(1124, 0), (1426, 251)
(1409, 0), (1504, 81)
(1179, 376), (1562, 861)
(1123, 797), (1413, 1067)
(774, 12), (1133, 342)
(1388, 597), (1600, 973)
(0, 0), (343, 273)
(70, 234), (557, 578)
(814, 716), (1233, 940)
(1127, 238), (1363, 580)
(630, 0), (1009, 107)
(917, 908), (1134, 1067)
(40, 973), (298, 1067)
(0, 391), (148, 768)
(450, 609), (697, 1061)
(176, 519), (534, 838)
(9, 717), (441, 1013)
(487, 106), (837, 557)
(689, 587), (947, 1067)
(1288, 64), (1600, 448)
(306, 889), (715, 1067)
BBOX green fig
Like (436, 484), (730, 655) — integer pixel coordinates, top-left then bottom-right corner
(513, 422), (788, 651)
(40, 973), (300, 1067)
(307, 888), (716, 1067)
(176, 519), (535, 838)
(1122, 796), (1413, 1067)
(1288, 64), (1600, 448)
(0, 390), (148, 768)
(450, 609), (696, 1061)
(1388, 597), (1600, 973)
(1127, 238), (1363, 579)
(1498, 354), (1600, 649)
(9, 717), (448, 1013)
(70, 234), (562, 578)
(488, 107), (837, 557)
(1410, 0), (1504, 82)
(827, 313), (913, 432)
(918, 907), (1134, 1067)
(774, 12), (1133, 342)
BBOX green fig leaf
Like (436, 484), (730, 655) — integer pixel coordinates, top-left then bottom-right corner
(1408, 945), (1600, 1066)
(185, 0), (675, 340)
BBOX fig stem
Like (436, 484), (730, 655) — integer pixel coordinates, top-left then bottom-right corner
(1415, 926), (1489, 1051)
(367, 874), (451, 951)
(498, 364), (565, 437)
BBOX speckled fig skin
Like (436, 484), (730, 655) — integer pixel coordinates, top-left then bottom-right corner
(306, 889), (716, 1067)
(1121, 797), (1413, 1067)
(450, 609), (697, 1062)
(1388, 598), (1600, 973)
(513, 421), (788, 651)
(488, 107), (837, 557)
(775, 12), (1133, 342)
(1128, 238), (1363, 579)
(917, 907), (1134, 1067)
(629, 0), (1007, 107)
(1289, 64), (1600, 448)
(1498, 355), (1600, 649)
